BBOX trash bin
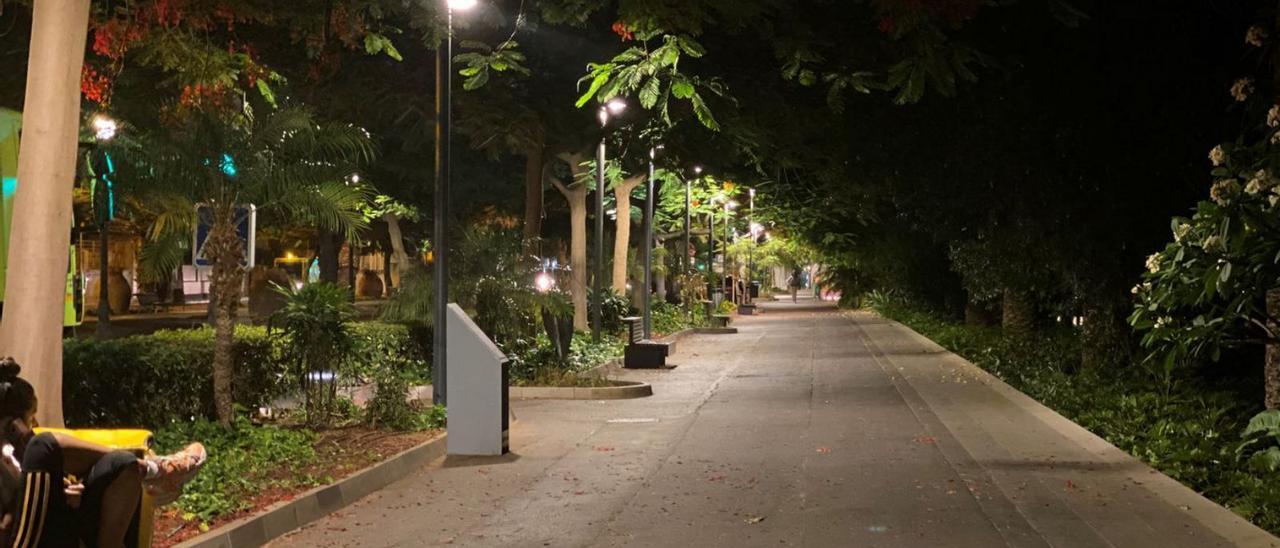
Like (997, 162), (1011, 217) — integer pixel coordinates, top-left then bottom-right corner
(35, 428), (155, 548)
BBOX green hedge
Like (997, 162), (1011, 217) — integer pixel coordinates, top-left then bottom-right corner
(63, 322), (428, 428)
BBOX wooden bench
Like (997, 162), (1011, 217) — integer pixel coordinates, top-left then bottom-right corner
(622, 316), (673, 369)
(711, 314), (732, 328)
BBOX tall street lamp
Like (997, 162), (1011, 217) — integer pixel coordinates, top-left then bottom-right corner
(593, 98), (626, 342)
(685, 166), (700, 277)
(90, 115), (117, 335)
(722, 200), (737, 302)
(747, 188), (755, 304)
(434, 0), (477, 407)
(641, 145), (662, 339)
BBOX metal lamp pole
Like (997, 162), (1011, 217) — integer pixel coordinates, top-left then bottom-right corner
(722, 202), (730, 301)
(592, 99), (626, 342)
(433, 0), (477, 406)
(642, 146), (659, 339)
(748, 188), (755, 304)
(593, 111), (606, 343)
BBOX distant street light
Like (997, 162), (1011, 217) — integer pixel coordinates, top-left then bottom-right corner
(434, 0), (479, 406)
(748, 188), (755, 304)
(593, 98), (626, 342)
(92, 115), (117, 141)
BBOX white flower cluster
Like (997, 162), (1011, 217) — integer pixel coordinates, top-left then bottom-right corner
(1202, 234), (1225, 254)
(1247, 26), (1269, 47)
(1245, 170), (1276, 194)
(1210, 178), (1241, 204)
(1154, 316), (1174, 329)
(1231, 78), (1255, 102)
(1209, 145), (1226, 166)
(1146, 253), (1162, 273)
(1131, 282), (1152, 295)
(1173, 222), (1192, 242)
(1269, 105), (1280, 128)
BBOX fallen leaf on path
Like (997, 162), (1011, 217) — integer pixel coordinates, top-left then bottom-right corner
(815, 446), (831, 454)
(593, 446), (615, 452)
(745, 516), (766, 524)
(1064, 480), (1077, 491)
(916, 435), (937, 445)
(708, 475), (728, 481)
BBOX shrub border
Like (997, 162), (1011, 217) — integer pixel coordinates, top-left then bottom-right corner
(175, 433), (448, 548)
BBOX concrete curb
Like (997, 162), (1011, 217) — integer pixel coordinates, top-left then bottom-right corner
(510, 381), (653, 400)
(175, 433), (448, 548)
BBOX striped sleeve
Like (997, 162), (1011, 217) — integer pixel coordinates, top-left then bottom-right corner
(9, 471), (50, 548)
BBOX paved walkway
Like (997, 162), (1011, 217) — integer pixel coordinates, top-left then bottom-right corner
(271, 299), (1279, 547)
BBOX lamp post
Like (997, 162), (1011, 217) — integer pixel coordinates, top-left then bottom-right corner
(593, 98), (626, 342)
(747, 188), (755, 304)
(641, 145), (661, 339)
(685, 166), (699, 276)
(90, 115), (116, 334)
(433, 0), (477, 407)
(722, 200), (736, 303)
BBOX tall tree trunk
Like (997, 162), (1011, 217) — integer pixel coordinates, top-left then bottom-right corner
(611, 176), (643, 294)
(964, 298), (995, 326)
(1266, 288), (1280, 410)
(0, 0), (91, 428)
(550, 152), (589, 331)
(383, 212), (411, 284)
(317, 226), (338, 283)
(1002, 289), (1034, 333)
(382, 243), (394, 296)
(1081, 293), (1130, 370)
(522, 132), (545, 249)
(208, 207), (245, 425)
(568, 196), (588, 330)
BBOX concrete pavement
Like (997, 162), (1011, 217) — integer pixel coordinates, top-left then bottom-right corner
(270, 299), (1279, 547)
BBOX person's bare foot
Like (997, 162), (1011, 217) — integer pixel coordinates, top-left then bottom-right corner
(144, 442), (207, 505)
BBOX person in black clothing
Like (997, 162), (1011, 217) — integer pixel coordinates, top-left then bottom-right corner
(0, 358), (203, 548)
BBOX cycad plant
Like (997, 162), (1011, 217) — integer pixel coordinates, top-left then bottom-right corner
(270, 282), (357, 426)
(117, 105), (372, 424)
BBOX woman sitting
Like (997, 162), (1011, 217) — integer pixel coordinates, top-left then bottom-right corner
(0, 358), (205, 548)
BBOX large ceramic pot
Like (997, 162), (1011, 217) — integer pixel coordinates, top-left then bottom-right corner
(248, 267), (292, 322)
(356, 270), (384, 298)
(86, 270), (133, 315)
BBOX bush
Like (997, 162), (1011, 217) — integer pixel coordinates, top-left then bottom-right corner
(63, 321), (427, 428)
(589, 289), (633, 333)
(64, 326), (285, 428)
(651, 300), (707, 337)
(347, 322), (431, 384)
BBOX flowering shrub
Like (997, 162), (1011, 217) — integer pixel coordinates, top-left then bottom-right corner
(1131, 62), (1280, 409)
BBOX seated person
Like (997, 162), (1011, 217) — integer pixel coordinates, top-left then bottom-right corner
(0, 358), (205, 548)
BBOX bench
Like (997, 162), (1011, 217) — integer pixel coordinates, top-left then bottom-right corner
(737, 303), (757, 315)
(622, 316), (673, 369)
(711, 314), (732, 328)
(35, 428), (156, 548)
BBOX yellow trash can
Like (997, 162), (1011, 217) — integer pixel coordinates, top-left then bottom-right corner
(34, 428), (155, 548)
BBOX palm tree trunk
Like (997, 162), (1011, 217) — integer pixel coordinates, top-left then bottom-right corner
(208, 207), (244, 424)
(317, 226), (338, 283)
(1002, 289), (1034, 333)
(383, 212), (411, 286)
(1081, 294), (1129, 370)
(1266, 288), (1280, 410)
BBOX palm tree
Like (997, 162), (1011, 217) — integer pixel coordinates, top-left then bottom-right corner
(118, 105), (372, 424)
